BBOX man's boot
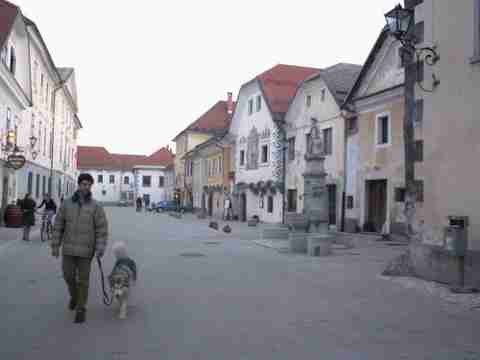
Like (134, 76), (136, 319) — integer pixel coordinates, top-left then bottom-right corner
(74, 308), (86, 323)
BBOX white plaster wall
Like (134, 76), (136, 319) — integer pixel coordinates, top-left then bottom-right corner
(285, 77), (345, 221)
(229, 81), (282, 223)
(134, 168), (167, 204)
(418, 0), (480, 249)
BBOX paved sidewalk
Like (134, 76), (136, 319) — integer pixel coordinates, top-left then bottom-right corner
(0, 225), (40, 248)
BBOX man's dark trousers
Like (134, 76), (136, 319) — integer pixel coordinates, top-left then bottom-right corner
(62, 255), (93, 310)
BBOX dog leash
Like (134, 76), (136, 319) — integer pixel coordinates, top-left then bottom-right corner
(96, 256), (113, 306)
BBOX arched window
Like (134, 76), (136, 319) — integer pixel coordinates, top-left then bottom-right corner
(9, 47), (16, 75)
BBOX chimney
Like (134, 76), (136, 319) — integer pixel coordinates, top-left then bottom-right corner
(227, 92), (233, 114)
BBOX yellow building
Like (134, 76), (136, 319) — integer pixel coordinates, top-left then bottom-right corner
(172, 95), (234, 207)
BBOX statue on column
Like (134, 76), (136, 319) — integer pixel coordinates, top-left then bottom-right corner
(307, 124), (323, 157)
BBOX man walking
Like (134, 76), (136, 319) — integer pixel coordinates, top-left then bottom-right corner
(51, 173), (108, 324)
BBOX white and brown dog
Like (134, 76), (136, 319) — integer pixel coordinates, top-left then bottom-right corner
(109, 242), (137, 319)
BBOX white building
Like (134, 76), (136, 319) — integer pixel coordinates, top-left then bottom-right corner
(228, 64), (319, 223)
(0, 1), (31, 212)
(0, 1), (82, 220)
(284, 63), (361, 227)
(77, 146), (174, 205)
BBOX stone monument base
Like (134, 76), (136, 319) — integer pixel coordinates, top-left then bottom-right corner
(308, 234), (334, 256)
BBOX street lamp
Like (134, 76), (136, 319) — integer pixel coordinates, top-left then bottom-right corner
(385, 3), (440, 92)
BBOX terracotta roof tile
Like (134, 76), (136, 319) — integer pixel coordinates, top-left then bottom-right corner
(173, 100), (235, 141)
(256, 64), (320, 113)
(77, 146), (174, 171)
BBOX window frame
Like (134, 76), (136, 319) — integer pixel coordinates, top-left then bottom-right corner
(261, 144), (269, 164)
(375, 112), (391, 147)
(98, 174), (103, 184)
(322, 127), (333, 155)
(159, 176), (165, 188)
(123, 176), (129, 185)
(109, 175), (115, 184)
(142, 175), (152, 188)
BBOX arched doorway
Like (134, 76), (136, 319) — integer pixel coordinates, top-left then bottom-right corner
(240, 193), (247, 222)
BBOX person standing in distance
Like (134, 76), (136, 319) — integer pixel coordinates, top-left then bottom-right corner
(51, 173), (109, 324)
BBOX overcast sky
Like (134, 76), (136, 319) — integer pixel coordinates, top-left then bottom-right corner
(15, 0), (400, 155)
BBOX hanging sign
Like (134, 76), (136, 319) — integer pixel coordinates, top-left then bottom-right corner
(6, 154), (26, 170)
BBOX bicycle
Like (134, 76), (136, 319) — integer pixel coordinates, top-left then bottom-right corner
(38, 211), (54, 242)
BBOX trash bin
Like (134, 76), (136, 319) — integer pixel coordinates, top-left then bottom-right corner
(444, 216), (469, 256)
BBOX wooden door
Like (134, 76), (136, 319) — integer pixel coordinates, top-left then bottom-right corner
(366, 180), (387, 233)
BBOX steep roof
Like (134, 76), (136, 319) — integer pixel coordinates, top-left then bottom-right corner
(173, 100), (235, 141)
(77, 146), (174, 171)
(0, 0), (18, 49)
(255, 64), (320, 113)
(304, 63), (362, 105)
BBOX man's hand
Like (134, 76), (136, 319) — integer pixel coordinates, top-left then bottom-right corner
(51, 247), (59, 258)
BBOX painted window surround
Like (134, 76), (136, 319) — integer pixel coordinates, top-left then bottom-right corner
(375, 111), (392, 148)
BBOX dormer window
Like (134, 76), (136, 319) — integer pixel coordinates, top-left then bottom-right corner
(9, 47), (15, 75)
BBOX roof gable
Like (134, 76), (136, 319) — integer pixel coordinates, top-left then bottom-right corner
(173, 100), (234, 141)
(343, 28), (404, 106)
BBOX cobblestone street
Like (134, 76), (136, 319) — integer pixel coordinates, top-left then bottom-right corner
(1, 207), (480, 360)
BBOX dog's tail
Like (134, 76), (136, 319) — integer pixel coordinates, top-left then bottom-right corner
(112, 241), (128, 260)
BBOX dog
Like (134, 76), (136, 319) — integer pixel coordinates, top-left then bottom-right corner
(108, 242), (137, 319)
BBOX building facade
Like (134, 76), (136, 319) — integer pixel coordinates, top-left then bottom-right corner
(284, 63), (360, 228)
(412, 0), (480, 249)
(229, 64), (319, 224)
(0, 1), (81, 224)
(172, 94), (234, 207)
(77, 146), (173, 205)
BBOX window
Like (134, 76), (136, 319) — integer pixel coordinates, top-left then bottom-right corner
(219, 157), (223, 174)
(159, 176), (165, 187)
(267, 196), (274, 213)
(0, 46), (6, 64)
(9, 47), (15, 75)
(320, 89), (326, 102)
(102, 190), (107, 196)
(213, 159), (218, 175)
(261, 145), (268, 163)
(323, 128), (333, 155)
(256, 95), (262, 112)
(288, 137), (295, 161)
(35, 174), (40, 198)
(109, 175), (115, 184)
(48, 177), (52, 195)
(240, 150), (245, 166)
(347, 195), (354, 209)
(248, 99), (253, 115)
(306, 133), (312, 153)
(347, 117), (358, 134)
(27, 172), (33, 194)
(306, 95), (312, 107)
(376, 114), (390, 145)
(42, 176), (46, 196)
(395, 188), (406, 202)
(98, 174), (103, 184)
(414, 99), (424, 124)
(414, 180), (424, 202)
(287, 189), (297, 212)
(58, 179), (61, 198)
(142, 176), (151, 187)
(124, 176), (129, 185)
(414, 140), (424, 162)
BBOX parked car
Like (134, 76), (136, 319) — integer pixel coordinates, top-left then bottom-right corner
(155, 201), (194, 213)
